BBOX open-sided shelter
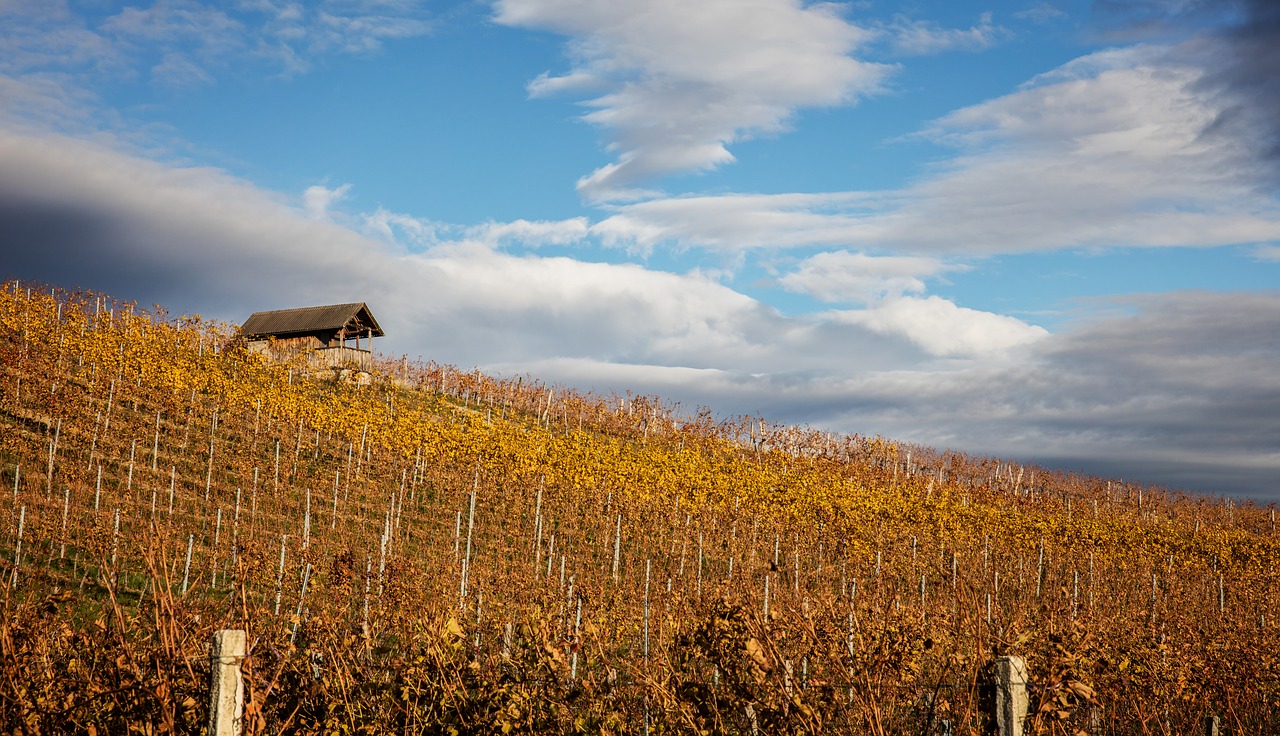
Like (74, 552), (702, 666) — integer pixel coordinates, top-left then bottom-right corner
(240, 303), (384, 372)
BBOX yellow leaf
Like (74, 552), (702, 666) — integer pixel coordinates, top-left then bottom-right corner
(443, 617), (464, 639)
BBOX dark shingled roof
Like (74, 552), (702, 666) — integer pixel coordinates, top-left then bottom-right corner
(241, 303), (385, 339)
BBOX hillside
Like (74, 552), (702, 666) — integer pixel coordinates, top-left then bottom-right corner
(0, 281), (1277, 734)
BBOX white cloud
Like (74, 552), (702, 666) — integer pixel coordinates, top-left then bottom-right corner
(1253, 244), (1280, 262)
(0, 0), (432, 91)
(0, 5), (128, 76)
(889, 12), (1007, 56)
(778, 251), (954, 304)
(362, 207), (442, 245)
(494, 0), (891, 200)
(586, 43), (1280, 258)
(100, 1), (244, 46)
(1014, 3), (1066, 24)
(151, 51), (216, 87)
(0, 73), (105, 134)
(469, 217), (591, 247)
(527, 70), (605, 97)
(883, 45), (1280, 253)
(311, 9), (431, 54)
(303, 183), (352, 220)
(830, 296), (1048, 357)
(590, 192), (887, 251)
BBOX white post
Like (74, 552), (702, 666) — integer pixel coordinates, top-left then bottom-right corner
(995, 655), (1029, 736)
(208, 629), (245, 736)
(612, 513), (622, 583)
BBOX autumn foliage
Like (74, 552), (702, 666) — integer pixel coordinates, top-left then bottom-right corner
(0, 281), (1277, 734)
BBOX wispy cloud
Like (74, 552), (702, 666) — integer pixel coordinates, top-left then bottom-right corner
(589, 43), (1280, 257)
(362, 207), (443, 246)
(100, 1), (244, 46)
(468, 218), (592, 247)
(303, 183), (352, 220)
(1015, 4), (1067, 24)
(889, 12), (1008, 56)
(0, 0), (432, 91)
(590, 192), (888, 252)
(1253, 244), (1280, 261)
(494, 0), (891, 200)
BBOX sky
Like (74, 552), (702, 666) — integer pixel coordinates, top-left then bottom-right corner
(1, 0), (1278, 501)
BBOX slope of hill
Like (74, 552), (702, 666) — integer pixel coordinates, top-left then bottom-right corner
(0, 281), (1277, 734)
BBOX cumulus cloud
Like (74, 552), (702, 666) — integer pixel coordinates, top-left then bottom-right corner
(829, 296), (1049, 357)
(494, 0), (891, 199)
(778, 251), (954, 304)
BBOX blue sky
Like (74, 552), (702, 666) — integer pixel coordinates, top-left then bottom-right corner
(1, 0), (1278, 499)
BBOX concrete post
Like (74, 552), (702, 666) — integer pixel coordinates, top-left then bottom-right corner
(208, 629), (246, 736)
(1204, 715), (1220, 736)
(995, 655), (1029, 736)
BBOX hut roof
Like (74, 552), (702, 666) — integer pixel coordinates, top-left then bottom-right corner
(241, 303), (384, 339)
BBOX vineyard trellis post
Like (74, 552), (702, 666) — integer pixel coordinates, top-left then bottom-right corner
(208, 629), (246, 736)
(995, 655), (1029, 736)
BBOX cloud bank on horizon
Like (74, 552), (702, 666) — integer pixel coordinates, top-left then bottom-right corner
(0, 0), (1277, 499)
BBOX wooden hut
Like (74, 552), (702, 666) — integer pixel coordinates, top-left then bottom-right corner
(240, 303), (384, 372)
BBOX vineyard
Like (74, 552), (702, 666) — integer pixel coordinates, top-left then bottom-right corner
(0, 281), (1278, 735)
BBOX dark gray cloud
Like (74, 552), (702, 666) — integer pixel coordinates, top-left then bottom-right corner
(0, 194), (198, 310)
(883, 291), (1280, 498)
(1093, 0), (1280, 185)
(0, 131), (383, 319)
(590, 290), (1280, 501)
(1203, 0), (1280, 175)
(1090, 0), (1239, 39)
